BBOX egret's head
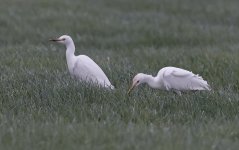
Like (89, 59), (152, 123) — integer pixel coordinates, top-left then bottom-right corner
(127, 73), (145, 94)
(49, 35), (73, 46)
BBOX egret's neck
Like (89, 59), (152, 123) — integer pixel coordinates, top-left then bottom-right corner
(143, 74), (162, 89)
(65, 42), (76, 74)
(66, 42), (76, 58)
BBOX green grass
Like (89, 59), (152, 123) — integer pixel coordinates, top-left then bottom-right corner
(0, 0), (239, 149)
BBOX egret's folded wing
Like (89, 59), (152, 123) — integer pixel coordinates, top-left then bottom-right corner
(162, 67), (208, 90)
(73, 55), (112, 87)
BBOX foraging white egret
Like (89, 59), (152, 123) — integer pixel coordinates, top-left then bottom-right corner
(50, 35), (114, 89)
(128, 67), (210, 95)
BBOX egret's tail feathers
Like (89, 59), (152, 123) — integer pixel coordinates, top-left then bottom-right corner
(109, 85), (115, 90)
(93, 80), (115, 90)
(103, 82), (115, 90)
(192, 75), (211, 91)
(203, 82), (211, 91)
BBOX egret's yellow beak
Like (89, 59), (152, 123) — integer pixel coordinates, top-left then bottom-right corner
(127, 82), (136, 94)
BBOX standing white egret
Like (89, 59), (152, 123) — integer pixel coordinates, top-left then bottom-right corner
(128, 67), (210, 95)
(50, 35), (114, 89)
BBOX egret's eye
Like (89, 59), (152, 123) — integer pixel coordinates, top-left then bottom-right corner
(62, 38), (66, 40)
(137, 80), (139, 83)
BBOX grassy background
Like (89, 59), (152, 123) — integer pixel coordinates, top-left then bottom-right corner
(0, 0), (239, 149)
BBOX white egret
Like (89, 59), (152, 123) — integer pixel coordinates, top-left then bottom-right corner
(128, 67), (210, 95)
(50, 35), (114, 89)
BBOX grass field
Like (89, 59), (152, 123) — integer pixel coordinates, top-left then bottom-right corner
(0, 0), (239, 149)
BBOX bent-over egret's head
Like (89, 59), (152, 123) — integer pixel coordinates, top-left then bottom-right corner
(49, 35), (73, 45)
(127, 73), (146, 94)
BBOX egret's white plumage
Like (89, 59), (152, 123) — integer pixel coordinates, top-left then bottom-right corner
(128, 67), (210, 95)
(50, 35), (114, 89)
